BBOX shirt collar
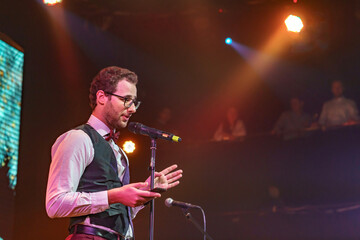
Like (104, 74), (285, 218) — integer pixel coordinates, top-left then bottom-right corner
(87, 114), (112, 137)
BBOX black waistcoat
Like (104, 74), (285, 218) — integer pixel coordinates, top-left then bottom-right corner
(69, 124), (130, 236)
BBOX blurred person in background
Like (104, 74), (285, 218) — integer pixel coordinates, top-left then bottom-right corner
(272, 97), (312, 140)
(213, 106), (246, 141)
(318, 80), (359, 128)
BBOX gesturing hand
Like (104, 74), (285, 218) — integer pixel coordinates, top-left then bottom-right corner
(107, 182), (161, 207)
(142, 164), (183, 191)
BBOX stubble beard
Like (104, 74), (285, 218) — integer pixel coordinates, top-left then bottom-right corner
(104, 103), (127, 131)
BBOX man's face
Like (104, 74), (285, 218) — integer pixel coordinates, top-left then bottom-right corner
(103, 80), (137, 130)
(331, 81), (343, 98)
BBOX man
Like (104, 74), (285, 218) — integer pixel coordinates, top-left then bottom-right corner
(318, 80), (359, 128)
(46, 66), (183, 240)
(272, 97), (312, 140)
(213, 107), (246, 141)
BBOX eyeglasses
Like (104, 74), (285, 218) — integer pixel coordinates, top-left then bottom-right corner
(104, 91), (141, 110)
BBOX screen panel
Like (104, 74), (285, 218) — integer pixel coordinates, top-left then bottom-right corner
(0, 33), (24, 240)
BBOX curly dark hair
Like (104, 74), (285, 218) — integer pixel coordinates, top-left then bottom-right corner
(89, 66), (138, 110)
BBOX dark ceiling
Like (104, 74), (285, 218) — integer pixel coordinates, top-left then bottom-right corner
(1, 0), (360, 137)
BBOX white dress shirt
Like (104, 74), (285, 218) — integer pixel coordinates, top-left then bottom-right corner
(319, 97), (359, 127)
(213, 119), (246, 141)
(46, 115), (142, 237)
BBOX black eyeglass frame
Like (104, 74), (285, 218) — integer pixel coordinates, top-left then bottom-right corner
(104, 91), (141, 110)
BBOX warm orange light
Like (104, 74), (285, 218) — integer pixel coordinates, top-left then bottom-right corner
(43, 0), (62, 6)
(123, 141), (136, 154)
(285, 15), (304, 33)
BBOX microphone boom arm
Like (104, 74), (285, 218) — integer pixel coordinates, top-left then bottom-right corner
(181, 208), (214, 240)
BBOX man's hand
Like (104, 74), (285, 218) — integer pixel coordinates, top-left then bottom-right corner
(107, 182), (161, 207)
(142, 164), (183, 191)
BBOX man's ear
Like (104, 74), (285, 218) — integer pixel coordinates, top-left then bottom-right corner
(96, 90), (108, 106)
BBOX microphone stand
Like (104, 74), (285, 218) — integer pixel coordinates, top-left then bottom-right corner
(181, 208), (214, 240)
(149, 138), (156, 240)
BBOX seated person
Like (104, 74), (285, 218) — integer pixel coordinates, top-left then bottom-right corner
(318, 80), (359, 127)
(272, 97), (312, 140)
(213, 107), (246, 141)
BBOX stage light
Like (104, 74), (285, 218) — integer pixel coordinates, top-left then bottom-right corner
(225, 38), (233, 45)
(123, 141), (136, 154)
(285, 15), (304, 33)
(43, 0), (62, 6)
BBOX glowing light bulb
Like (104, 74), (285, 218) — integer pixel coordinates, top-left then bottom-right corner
(285, 15), (304, 33)
(43, 0), (62, 6)
(225, 38), (232, 45)
(123, 141), (136, 154)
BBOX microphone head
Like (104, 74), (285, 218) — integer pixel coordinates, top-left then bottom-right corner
(165, 198), (173, 207)
(128, 122), (141, 134)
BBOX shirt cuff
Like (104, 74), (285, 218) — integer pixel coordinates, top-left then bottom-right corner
(90, 190), (110, 214)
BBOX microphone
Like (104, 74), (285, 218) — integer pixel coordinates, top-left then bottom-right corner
(165, 198), (199, 209)
(128, 122), (181, 142)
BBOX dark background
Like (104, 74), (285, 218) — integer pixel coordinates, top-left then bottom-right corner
(1, 0), (360, 239)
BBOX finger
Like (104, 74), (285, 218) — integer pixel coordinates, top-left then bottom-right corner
(165, 172), (182, 184)
(136, 189), (161, 198)
(160, 164), (178, 175)
(165, 170), (183, 180)
(167, 173), (182, 184)
(137, 196), (157, 205)
(167, 181), (180, 189)
(130, 182), (148, 189)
